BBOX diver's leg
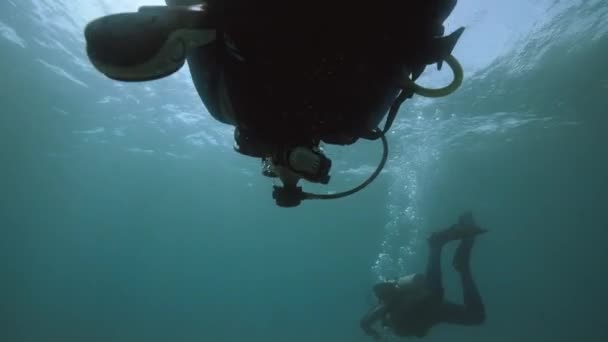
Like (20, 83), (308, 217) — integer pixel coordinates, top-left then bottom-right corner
(425, 232), (447, 298)
(426, 212), (486, 297)
(427, 214), (480, 298)
(438, 238), (485, 325)
(455, 238), (485, 320)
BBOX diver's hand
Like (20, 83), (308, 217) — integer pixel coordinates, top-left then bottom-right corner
(361, 304), (388, 340)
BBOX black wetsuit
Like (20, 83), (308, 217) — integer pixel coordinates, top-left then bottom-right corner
(361, 237), (486, 338)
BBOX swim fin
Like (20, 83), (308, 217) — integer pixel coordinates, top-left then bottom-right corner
(429, 212), (487, 245)
(458, 211), (476, 229)
(455, 211), (488, 239)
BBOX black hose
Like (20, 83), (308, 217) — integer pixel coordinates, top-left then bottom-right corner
(303, 131), (388, 200)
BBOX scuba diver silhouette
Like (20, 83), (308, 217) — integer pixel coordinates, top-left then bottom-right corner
(361, 212), (487, 340)
(85, 0), (465, 207)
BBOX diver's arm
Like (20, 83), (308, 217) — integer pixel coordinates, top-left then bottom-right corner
(360, 304), (387, 340)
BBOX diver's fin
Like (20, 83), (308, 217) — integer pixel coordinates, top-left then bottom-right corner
(456, 211), (487, 238)
(458, 210), (476, 228)
(85, 6), (216, 82)
(435, 27), (465, 70)
(429, 212), (487, 245)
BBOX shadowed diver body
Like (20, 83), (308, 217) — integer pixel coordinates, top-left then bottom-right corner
(84, 0), (465, 206)
(361, 212), (487, 339)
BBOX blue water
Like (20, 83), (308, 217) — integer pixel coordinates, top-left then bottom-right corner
(1, 0), (608, 341)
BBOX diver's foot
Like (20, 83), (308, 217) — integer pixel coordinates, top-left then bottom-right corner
(452, 237), (474, 273)
(428, 212), (487, 246)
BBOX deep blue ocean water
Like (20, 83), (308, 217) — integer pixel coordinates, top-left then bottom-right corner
(1, 1), (607, 341)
